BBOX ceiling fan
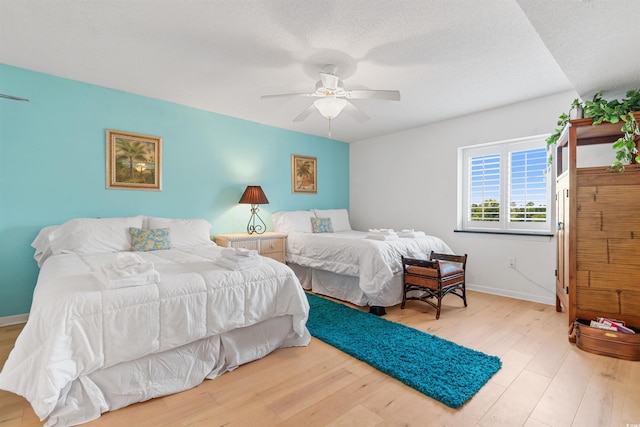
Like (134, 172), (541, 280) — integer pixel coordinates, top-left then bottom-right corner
(261, 64), (400, 128)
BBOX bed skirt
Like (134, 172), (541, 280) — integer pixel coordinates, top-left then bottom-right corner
(287, 263), (404, 308)
(44, 315), (310, 427)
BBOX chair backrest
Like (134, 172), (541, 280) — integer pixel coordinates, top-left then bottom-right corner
(401, 256), (439, 272)
(429, 251), (467, 270)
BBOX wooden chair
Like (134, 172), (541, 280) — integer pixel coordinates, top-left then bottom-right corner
(401, 251), (468, 319)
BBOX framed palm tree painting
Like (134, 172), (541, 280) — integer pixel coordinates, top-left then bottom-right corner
(106, 129), (162, 191)
(292, 154), (317, 194)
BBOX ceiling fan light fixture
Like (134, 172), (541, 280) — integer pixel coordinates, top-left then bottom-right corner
(313, 97), (347, 120)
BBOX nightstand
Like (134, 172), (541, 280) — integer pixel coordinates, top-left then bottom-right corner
(213, 232), (287, 263)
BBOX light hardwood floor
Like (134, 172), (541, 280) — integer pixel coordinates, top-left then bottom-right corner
(1, 290), (639, 427)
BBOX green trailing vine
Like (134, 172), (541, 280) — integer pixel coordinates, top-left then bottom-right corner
(545, 111), (570, 167)
(547, 89), (640, 172)
(584, 90), (640, 172)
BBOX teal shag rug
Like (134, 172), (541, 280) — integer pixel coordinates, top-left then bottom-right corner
(306, 293), (502, 408)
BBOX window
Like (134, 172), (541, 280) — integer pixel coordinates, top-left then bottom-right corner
(458, 135), (552, 234)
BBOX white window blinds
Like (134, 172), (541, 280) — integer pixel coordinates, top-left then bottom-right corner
(459, 135), (552, 234)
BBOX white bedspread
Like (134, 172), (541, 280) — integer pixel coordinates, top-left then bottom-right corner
(0, 245), (309, 424)
(285, 230), (452, 297)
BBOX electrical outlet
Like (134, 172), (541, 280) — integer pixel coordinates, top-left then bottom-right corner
(508, 257), (516, 268)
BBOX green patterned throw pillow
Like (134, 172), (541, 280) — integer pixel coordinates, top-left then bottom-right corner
(130, 227), (171, 251)
(311, 217), (334, 233)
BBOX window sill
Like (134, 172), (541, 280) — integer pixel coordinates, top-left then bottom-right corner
(454, 229), (554, 237)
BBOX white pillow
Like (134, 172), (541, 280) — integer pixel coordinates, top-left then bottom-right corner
(31, 224), (60, 267)
(271, 210), (315, 233)
(48, 216), (145, 255)
(313, 209), (352, 232)
(146, 217), (213, 246)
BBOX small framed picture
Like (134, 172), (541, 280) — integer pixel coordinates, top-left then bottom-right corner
(291, 154), (317, 194)
(106, 129), (162, 191)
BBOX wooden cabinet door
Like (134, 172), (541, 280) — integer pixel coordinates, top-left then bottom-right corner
(556, 175), (569, 313)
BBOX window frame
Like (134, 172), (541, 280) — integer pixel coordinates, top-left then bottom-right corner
(457, 134), (553, 235)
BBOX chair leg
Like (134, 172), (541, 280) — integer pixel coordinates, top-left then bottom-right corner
(401, 285), (407, 309)
(462, 282), (468, 307)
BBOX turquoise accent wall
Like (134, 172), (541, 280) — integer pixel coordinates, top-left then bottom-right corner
(0, 64), (349, 317)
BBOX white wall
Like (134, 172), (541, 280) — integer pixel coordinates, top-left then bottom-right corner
(350, 90), (579, 305)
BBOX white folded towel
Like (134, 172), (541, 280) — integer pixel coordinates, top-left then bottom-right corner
(112, 252), (147, 269)
(366, 234), (399, 241)
(367, 228), (396, 235)
(398, 230), (426, 238)
(221, 247), (259, 261)
(366, 228), (398, 241)
(215, 256), (263, 271)
(95, 253), (159, 289)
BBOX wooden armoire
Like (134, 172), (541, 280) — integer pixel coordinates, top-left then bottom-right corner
(555, 112), (640, 337)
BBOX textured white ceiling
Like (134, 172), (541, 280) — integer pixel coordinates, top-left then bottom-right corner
(0, 0), (638, 142)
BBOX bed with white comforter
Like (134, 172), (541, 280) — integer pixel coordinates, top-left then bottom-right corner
(272, 209), (452, 308)
(0, 216), (310, 427)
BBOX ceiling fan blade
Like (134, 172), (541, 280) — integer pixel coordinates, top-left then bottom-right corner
(261, 92), (314, 99)
(343, 101), (369, 123)
(319, 72), (340, 90)
(0, 93), (29, 102)
(293, 104), (316, 122)
(345, 90), (401, 101)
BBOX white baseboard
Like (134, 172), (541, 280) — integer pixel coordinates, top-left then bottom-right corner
(0, 313), (28, 327)
(467, 284), (555, 306)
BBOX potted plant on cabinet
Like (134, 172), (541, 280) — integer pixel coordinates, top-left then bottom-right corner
(547, 89), (640, 172)
(584, 90), (640, 171)
(569, 98), (584, 120)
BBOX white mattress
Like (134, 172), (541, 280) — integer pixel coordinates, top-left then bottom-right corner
(285, 230), (452, 305)
(0, 245), (310, 426)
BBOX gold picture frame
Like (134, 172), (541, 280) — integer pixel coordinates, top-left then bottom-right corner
(106, 129), (162, 191)
(292, 154), (317, 194)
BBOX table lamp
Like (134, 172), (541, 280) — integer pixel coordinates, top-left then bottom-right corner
(238, 185), (269, 234)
